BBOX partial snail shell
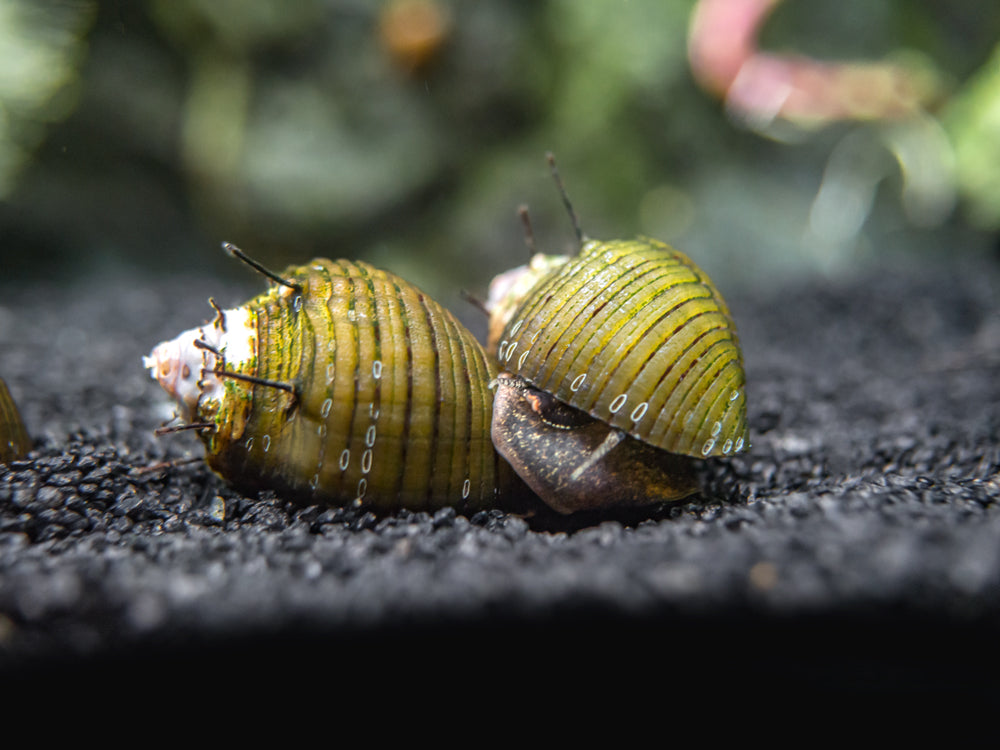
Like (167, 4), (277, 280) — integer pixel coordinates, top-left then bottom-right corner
(146, 256), (525, 511)
(488, 236), (748, 513)
(0, 378), (31, 464)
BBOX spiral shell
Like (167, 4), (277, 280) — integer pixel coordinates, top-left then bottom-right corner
(488, 236), (748, 513)
(495, 237), (748, 459)
(0, 378), (31, 464)
(146, 256), (525, 511)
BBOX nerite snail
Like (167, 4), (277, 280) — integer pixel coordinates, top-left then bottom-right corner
(145, 246), (527, 512)
(485, 156), (749, 513)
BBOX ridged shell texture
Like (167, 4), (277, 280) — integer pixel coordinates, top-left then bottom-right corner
(495, 238), (748, 458)
(203, 258), (514, 510)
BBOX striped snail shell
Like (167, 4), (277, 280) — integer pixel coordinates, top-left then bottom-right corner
(145, 249), (527, 512)
(0, 377), (31, 464)
(487, 211), (748, 514)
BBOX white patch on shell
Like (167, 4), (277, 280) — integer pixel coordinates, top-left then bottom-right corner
(144, 305), (256, 423)
(570, 374), (586, 392)
(630, 402), (648, 422)
(609, 394), (627, 414)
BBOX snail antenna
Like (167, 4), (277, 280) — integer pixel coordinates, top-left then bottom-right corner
(207, 366), (299, 405)
(154, 421), (215, 436)
(517, 204), (537, 256)
(546, 152), (585, 248)
(460, 289), (490, 317)
(222, 242), (302, 293)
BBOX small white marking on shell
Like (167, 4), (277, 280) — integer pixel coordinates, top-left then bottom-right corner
(356, 478), (367, 499)
(327, 363), (335, 383)
(361, 449), (373, 474)
(509, 320), (523, 336)
(462, 478), (471, 499)
(723, 439), (733, 454)
(630, 402), (648, 422)
(734, 436), (744, 452)
(369, 404), (379, 419)
(262, 435), (271, 453)
(570, 374), (586, 392)
(310, 473), (320, 490)
(701, 438), (715, 456)
(321, 398), (333, 418)
(712, 421), (722, 437)
(339, 449), (350, 471)
(730, 389), (740, 402)
(497, 341), (507, 360)
(365, 425), (376, 447)
(530, 330), (540, 344)
(505, 341), (518, 362)
(685, 410), (694, 424)
(293, 296), (303, 312)
(517, 350), (529, 369)
(609, 394), (628, 414)
(317, 424), (327, 437)
(372, 360), (382, 379)
(245, 437), (254, 451)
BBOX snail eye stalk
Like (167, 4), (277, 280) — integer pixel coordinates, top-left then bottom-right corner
(517, 204), (537, 256)
(545, 151), (586, 248)
(154, 421), (215, 435)
(206, 367), (299, 405)
(460, 288), (490, 317)
(222, 242), (303, 294)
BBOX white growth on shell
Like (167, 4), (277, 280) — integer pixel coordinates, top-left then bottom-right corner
(144, 305), (256, 422)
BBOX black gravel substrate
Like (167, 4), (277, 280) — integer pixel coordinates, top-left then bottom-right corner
(1, 256), (999, 694)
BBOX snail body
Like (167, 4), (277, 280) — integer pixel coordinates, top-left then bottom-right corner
(146, 255), (524, 511)
(487, 234), (748, 514)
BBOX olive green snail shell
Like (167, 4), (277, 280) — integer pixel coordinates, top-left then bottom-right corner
(0, 377), (31, 464)
(148, 258), (527, 512)
(490, 236), (749, 513)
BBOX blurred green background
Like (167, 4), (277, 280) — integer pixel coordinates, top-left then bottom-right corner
(1, 0), (999, 313)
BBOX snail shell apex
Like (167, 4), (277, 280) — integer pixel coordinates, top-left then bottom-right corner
(493, 237), (749, 460)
